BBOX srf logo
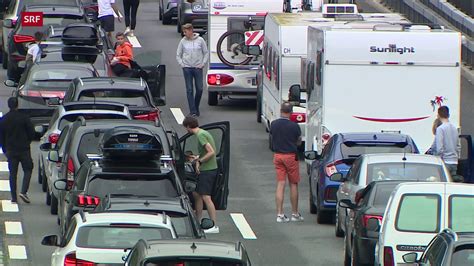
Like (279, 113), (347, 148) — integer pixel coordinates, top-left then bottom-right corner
(21, 12), (43, 27)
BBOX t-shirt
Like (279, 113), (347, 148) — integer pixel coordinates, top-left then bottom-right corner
(270, 118), (301, 153)
(434, 122), (460, 165)
(27, 43), (41, 63)
(197, 129), (218, 171)
(98, 0), (116, 18)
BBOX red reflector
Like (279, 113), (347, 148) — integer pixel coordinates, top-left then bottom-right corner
(385, 62), (399, 65)
(133, 111), (159, 121)
(325, 159), (344, 177)
(207, 74), (234, 86)
(256, 12), (268, 16)
(290, 112), (306, 123)
(64, 252), (96, 266)
(13, 34), (35, 43)
(67, 158), (74, 189)
(48, 133), (60, 144)
(383, 246), (395, 266)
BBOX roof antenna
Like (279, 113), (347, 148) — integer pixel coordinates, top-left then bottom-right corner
(191, 242), (197, 253)
(144, 200), (150, 206)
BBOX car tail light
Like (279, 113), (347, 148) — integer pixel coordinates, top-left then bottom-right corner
(48, 133), (60, 144)
(64, 252), (95, 266)
(383, 246), (395, 266)
(362, 214), (383, 228)
(67, 158), (74, 189)
(324, 187), (338, 202)
(133, 111), (159, 121)
(19, 90), (41, 97)
(14, 34), (35, 43)
(290, 112), (306, 123)
(77, 194), (100, 207)
(207, 74), (234, 86)
(325, 159), (344, 177)
(18, 90), (65, 98)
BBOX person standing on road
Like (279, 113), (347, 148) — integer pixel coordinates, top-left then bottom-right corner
(176, 23), (208, 117)
(182, 116), (220, 233)
(0, 97), (35, 204)
(123, 0), (140, 37)
(433, 106), (460, 176)
(98, 0), (121, 42)
(270, 102), (304, 223)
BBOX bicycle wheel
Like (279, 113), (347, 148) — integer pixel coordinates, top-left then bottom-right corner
(216, 30), (253, 67)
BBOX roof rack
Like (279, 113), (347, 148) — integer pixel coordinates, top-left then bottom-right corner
(442, 228), (458, 241)
(79, 209), (87, 223)
(76, 116), (86, 126)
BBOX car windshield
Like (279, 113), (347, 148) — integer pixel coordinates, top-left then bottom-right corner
(341, 143), (412, 158)
(144, 259), (244, 266)
(58, 114), (127, 130)
(78, 89), (148, 107)
(452, 245), (474, 266)
(366, 163), (446, 183)
(372, 183), (400, 207)
(449, 195), (474, 232)
(87, 176), (179, 198)
(76, 226), (173, 249)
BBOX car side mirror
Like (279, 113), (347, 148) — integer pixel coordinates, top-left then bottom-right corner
(39, 142), (52, 151)
(242, 45), (261, 56)
(366, 217), (381, 231)
(3, 18), (13, 28)
(47, 97), (61, 106)
(200, 218), (215, 230)
(288, 84), (301, 102)
(451, 174), (464, 183)
(48, 150), (60, 162)
(330, 173), (345, 182)
(339, 199), (356, 209)
(35, 125), (46, 136)
(304, 151), (320, 160)
(402, 252), (418, 263)
(41, 235), (60, 247)
(54, 179), (68, 191)
(4, 80), (17, 87)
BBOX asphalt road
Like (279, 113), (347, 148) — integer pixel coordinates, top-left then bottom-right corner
(0, 0), (472, 265)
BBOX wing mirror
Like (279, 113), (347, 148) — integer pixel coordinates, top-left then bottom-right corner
(200, 218), (215, 230)
(48, 150), (60, 163)
(330, 173), (345, 182)
(402, 252), (418, 263)
(35, 125), (47, 136)
(242, 45), (261, 56)
(39, 142), (53, 151)
(3, 19), (13, 28)
(288, 84), (301, 103)
(54, 179), (68, 191)
(338, 199), (356, 209)
(41, 235), (60, 247)
(304, 151), (320, 160)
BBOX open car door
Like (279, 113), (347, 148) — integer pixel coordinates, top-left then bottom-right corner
(458, 135), (473, 183)
(133, 51), (166, 106)
(179, 122), (230, 210)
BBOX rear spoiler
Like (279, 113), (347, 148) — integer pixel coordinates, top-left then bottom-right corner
(343, 141), (408, 148)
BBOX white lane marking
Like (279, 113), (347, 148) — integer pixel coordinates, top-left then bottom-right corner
(0, 162), (8, 172)
(5, 221), (23, 235)
(0, 180), (10, 191)
(8, 245), (27, 259)
(113, 10), (123, 18)
(230, 213), (257, 240)
(128, 36), (142, 48)
(170, 108), (185, 125)
(2, 200), (19, 212)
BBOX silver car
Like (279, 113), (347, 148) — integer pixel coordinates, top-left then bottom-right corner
(331, 153), (453, 237)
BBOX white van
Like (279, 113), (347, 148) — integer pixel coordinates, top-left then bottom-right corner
(375, 182), (474, 265)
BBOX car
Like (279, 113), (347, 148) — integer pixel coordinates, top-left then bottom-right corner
(93, 194), (212, 238)
(10, 61), (99, 127)
(61, 76), (166, 121)
(402, 229), (474, 266)
(42, 211), (177, 265)
(125, 239), (252, 265)
(177, 0), (208, 35)
(339, 180), (406, 266)
(375, 182), (474, 265)
(304, 132), (419, 224)
(159, 0), (178, 25)
(6, 4), (86, 82)
(37, 101), (132, 214)
(332, 153), (457, 238)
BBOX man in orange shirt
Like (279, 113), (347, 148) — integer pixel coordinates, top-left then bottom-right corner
(111, 32), (133, 77)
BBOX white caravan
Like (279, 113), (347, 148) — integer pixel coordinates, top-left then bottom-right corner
(303, 24), (461, 161)
(206, 0), (284, 106)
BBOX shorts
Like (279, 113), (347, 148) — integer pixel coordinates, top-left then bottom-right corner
(99, 15), (115, 32)
(196, 169), (218, 195)
(273, 153), (300, 184)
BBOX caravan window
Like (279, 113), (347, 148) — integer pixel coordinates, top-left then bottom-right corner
(226, 16), (265, 32)
(267, 46), (273, 81)
(316, 51), (323, 86)
(307, 62), (315, 97)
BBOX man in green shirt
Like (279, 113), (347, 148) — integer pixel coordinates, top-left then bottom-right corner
(183, 116), (219, 233)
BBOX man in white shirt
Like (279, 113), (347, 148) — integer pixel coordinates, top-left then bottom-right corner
(98, 0), (121, 42)
(17, 31), (43, 85)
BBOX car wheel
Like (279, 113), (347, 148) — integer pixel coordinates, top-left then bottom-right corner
(256, 89), (262, 123)
(343, 234), (351, 266)
(38, 158), (43, 184)
(208, 91), (218, 106)
(335, 206), (345, 237)
(41, 169), (48, 192)
(50, 192), (58, 215)
(46, 187), (51, 206)
(309, 182), (317, 214)
(162, 14), (172, 25)
(2, 51), (8, 69)
(159, 7), (163, 20)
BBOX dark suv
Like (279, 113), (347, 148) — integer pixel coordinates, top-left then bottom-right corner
(177, 0), (208, 35)
(304, 132), (419, 224)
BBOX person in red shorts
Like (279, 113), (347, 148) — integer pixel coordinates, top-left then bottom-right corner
(270, 102), (303, 223)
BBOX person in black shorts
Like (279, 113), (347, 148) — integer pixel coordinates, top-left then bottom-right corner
(98, 0), (121, 42)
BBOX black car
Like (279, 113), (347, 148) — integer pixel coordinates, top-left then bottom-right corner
(13, 61), (99, 126)
(177, 0), (208, 35)
(93, 194), (208, 238)
(7, 4), (86, 82)
(403, 229), (474, 266)
(61, 77), (166, 121)
(340, 180), (405, 266)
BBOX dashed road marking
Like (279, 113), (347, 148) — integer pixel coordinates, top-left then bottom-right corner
(0, 180), (9, 191)
(0, 162), (8, 172)
(230, 213), (257, 240)
(7, 245), (27, 259)
(170, 108), (185, 125)
(128, 36), (142, 48)
(5, 222), (23, 235)
(1, 200), (18, 212)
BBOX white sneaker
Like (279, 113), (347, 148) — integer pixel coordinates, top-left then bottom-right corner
(204, 226), (220, 234)
(291, 213), (304, 222)
(124, 27), (131, 35)
(128, 30), (135, 37)
(276, 214), (290, 223)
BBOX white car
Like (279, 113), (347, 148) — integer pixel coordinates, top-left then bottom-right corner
(42, 211), (177, 265)
(37, 101), (131, 214)
(375, 182), (474, 265)
(331, 153), (456, 237)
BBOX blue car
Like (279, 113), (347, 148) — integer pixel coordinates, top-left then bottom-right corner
(304, 132), (419, 224)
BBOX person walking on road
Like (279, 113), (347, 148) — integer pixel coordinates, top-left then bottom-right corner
(433, 106), (460, 176)
(270, 102), (304, 223)
(98, 0), (121, 42)
(0, 97), (35, 204)
(123, 0), (140, 37)
(176, 24), (208, 117)
(182, 116), (220, 233)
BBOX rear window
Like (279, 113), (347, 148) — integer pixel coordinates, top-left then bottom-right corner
(78, 89), (148, 107)
(144, 259), (244, 266)
(77, 132), (104, 164)
(59, 114), (126, 130)
(76, 226), (173, 249)
(30, 68), (94, 82)
(395, 194), (440, 233)
(169, 214), (194, 238)
(452, 245), (474, 266)
(341, 143), (412, 159)
(367, 163), (446, 183)
(449, 195), (474, 232)
(87, 177), (178, 198)
(372, 184), (399, 207)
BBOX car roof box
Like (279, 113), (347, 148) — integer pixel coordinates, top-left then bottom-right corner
(61, 46), (99, 63)
(62, 23), (99, 46)
(100, 126), (163, 160)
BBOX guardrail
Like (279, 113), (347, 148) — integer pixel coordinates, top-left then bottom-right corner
(382, 0), (473, 67)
